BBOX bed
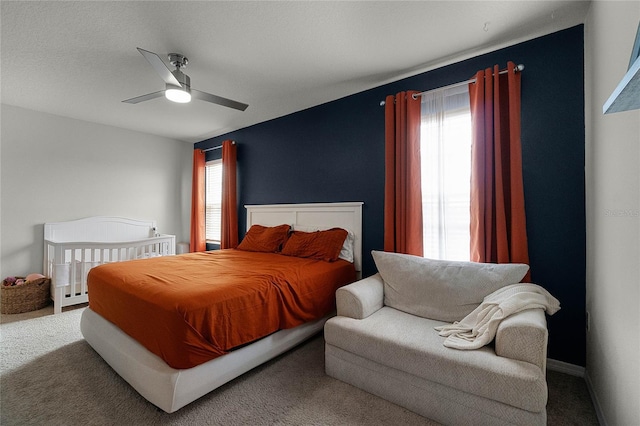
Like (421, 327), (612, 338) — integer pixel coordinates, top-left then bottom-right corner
(44, 216), (176, 314)
(80, 202), (363, 413)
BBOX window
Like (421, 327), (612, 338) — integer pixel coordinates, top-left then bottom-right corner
(420, 85), (472, 261)
(205, 159), (222, 244)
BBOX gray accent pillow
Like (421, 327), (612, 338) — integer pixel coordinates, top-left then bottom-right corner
(371, 250), (529, 322)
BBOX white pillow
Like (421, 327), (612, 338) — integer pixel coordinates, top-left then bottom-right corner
(293, 225), (354, 263)
(337, 230), (355, 263)
(371, 250), (529, 322)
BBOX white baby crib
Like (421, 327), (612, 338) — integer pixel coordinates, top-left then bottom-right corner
(44, 216), (176, 314)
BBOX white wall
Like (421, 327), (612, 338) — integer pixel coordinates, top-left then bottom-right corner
(0, 104), (193, 278)
(585, 2), (640, 424)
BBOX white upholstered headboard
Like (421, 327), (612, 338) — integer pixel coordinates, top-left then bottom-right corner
(245, 202), (363, 273)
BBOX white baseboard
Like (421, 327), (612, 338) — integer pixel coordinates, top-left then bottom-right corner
(547, 359), (607, 425)
(584, 370), (607, 426)
(546, 358), (585, 377)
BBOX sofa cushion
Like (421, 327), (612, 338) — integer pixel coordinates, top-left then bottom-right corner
(371, 251), (529, 322)
(324, 307), (547, 412)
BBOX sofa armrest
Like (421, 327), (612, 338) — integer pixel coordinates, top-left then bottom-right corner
(336, 273), (384, 319)
(495, 308), (549, 371)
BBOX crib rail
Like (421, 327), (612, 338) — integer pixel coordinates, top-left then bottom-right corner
(44, 234), (176, 313)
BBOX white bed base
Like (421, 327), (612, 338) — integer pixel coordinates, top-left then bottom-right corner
(81, 202), (363, 413)
(44, 217), (176, 314)
(81, 308), (330, 413)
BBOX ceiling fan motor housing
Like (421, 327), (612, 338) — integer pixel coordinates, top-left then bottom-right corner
(168, 53), (190, 91)
(169, 68), (191, 91)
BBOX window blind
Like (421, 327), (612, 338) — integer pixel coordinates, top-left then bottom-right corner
(205, 160), (222, 244)
(421, 85), (472, 261)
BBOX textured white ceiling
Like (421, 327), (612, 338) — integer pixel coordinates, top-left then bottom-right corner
(1, 1), (590, 143)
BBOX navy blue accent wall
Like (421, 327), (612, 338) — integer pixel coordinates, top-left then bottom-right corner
(196, 25), (586, 366)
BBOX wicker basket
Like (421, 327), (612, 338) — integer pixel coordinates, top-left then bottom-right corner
(1, 277), (51, 314)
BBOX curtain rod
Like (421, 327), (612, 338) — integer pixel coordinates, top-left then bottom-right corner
(200, 140), (236, 152)
(379, 64), (524, 106)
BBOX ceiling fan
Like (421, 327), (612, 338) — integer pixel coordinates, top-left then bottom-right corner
(122, 47), (248, 111)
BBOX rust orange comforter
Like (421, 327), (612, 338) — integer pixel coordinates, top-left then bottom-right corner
(87, 249), (355, 369)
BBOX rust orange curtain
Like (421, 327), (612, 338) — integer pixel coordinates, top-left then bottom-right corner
(469, 61), (530, 277)
(220, 140), (238, 248)
(384, 91), (423, 256)
(190, 149), (206, 252)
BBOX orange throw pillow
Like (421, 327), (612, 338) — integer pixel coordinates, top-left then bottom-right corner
(236, 224), (291, 253)
(281, 228), (348, 262)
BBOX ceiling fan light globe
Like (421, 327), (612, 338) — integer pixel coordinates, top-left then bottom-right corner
(165, 87), (191, 103)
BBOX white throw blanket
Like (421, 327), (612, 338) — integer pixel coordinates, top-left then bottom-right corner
(434, 283), (560, 350)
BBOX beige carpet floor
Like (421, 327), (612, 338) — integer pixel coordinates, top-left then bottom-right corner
(1, 304), (599, 425)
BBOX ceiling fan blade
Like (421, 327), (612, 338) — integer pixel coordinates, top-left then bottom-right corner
(137, 47), (182, 87)
(191, 89), (249, 111)
(122, 90), (165, 104)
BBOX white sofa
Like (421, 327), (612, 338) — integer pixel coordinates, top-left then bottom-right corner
(324, 251), (553, 425)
